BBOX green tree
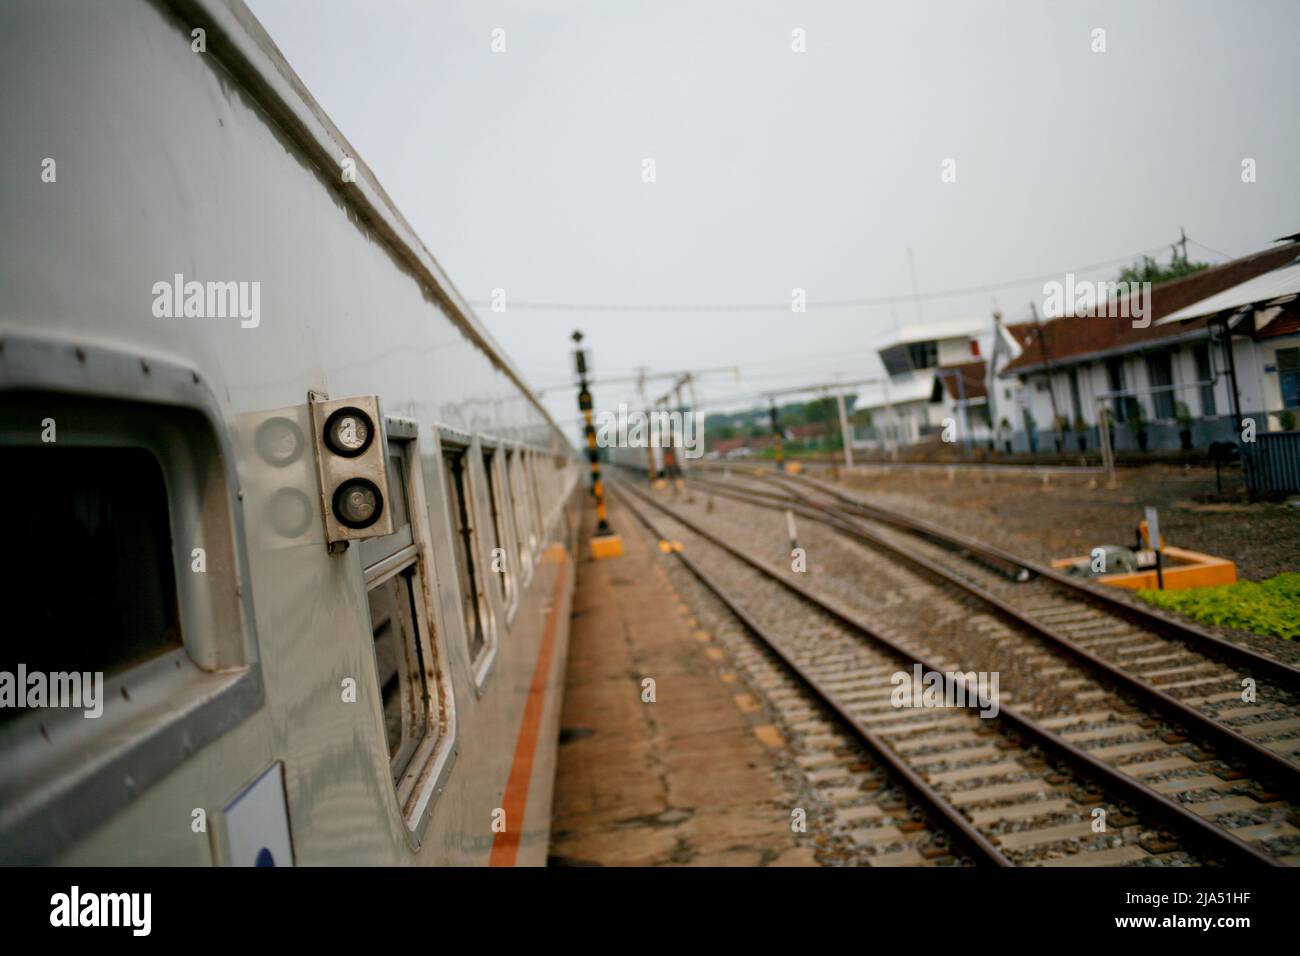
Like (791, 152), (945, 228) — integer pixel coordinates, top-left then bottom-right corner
(805, 397), (837, 424)
(1116, 244), (1208, 287)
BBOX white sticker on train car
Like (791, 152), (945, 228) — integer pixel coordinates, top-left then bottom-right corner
(222, 762), (295, 867)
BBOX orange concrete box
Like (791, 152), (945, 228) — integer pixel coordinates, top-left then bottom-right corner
(1051, 546), (1236, 591)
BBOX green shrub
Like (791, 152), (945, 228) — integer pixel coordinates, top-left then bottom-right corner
(1138, 573), (1300, 640)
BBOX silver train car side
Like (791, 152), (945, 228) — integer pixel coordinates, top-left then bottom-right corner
(0, 0), (581, 865)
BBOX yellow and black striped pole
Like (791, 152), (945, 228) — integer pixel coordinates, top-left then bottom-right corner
(573, 330), (623, 558)
(578, 383), (611, 532)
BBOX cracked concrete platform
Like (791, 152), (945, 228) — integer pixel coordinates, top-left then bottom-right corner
(548, 497), (816, 867)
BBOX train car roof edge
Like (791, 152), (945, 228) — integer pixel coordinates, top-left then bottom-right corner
(157, 0), (573, 452)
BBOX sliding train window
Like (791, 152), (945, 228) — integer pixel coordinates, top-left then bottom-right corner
(504, 447), (536, 577)
(480, 443), (518, 619)
(358, 418), (456, 838)
(527, 450), (549, 538)
(0, 339), (263, 863)
(439, 434), (497, 686)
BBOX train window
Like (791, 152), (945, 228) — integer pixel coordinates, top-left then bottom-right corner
(527, 451), (547, 538)
(504, 448), (536, 574)
(360, 425), (456, 832)
(3, 447), (182, 725)
(440, 441), (495, 677)
(367, 565), (428, 773)
(360, 443), (431, 783)
(0, 356), (263, 863)
(480, 446), (516, 616)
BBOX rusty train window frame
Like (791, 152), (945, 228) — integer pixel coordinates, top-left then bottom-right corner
(502, 445), (536, 590)
(435, 427), (498, 695)
(478, 436), (520, 628)
(359, 419), (457, 844)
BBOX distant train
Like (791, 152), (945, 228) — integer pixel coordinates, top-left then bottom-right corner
(0, 0), (580, 864)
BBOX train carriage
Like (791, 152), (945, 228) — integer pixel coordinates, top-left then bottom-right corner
(0, 0), (580, 865)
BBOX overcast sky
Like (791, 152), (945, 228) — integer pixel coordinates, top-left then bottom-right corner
(247, 0), (1300, 430)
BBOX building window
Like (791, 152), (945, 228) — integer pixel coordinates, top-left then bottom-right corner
(1193, 342), (1217, 417)
(441, 442), (491, 669)
(1106, 358), (1127, 422)
(907, 340), (938, 370)
(1276, 347), (1300, 408)
(1068, 368), (1083, 423)
(1145, 351), (1175, 419)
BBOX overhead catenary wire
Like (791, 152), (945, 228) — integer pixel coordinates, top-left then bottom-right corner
(471, 242), (1177, 314)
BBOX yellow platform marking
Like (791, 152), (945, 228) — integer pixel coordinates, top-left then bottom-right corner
(754, 724), (785, 748)
(734, 693), (760, 714)
(704, 647), (726, 662)
(693, 629), (711, 643)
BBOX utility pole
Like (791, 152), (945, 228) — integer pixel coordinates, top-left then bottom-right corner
(636, 367), (657, 483)
(907, 245), (923, 325)
(1030, 299), (1063, 453)
(572, 330), (622, 558)
(769, 397), (784, 469)
(883, 376), (896, 459)
(673, 378), (691, 498)
(835, 388), (854, 470)
(658, 396), (677, 487)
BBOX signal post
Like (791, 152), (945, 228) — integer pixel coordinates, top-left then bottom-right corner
(572, 330), (623, 559)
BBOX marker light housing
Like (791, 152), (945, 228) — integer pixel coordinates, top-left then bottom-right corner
(309, 393), (394, 547)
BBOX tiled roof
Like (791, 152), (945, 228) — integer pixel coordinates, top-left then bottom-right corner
(1257, 302), (1300, 340)
(1002, 239), (1300, 374)
(789, 422), (830, 439)
(1003, 321), (1038, 351)
(939, 360), (988, 401)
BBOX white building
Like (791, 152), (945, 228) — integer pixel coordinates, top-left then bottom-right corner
(854, 317), (993, 450)
(998, 239), (1300, 453)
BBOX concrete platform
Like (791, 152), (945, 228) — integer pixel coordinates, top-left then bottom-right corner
(548, 498), (817, 866)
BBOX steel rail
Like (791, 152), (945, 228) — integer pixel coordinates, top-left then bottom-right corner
(613, 478), (1280, 866)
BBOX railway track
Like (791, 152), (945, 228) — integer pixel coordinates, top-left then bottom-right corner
(753, 466), (1300, 685)
(688, 467), (1300, 779)
(611, 475), (1300, 866)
